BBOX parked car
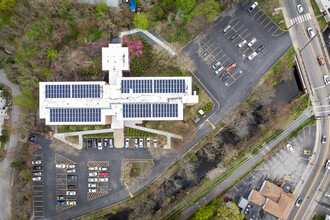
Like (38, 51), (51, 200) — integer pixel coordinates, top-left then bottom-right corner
(98, 140), (102, 150)
(33, 171), (42, 176)
(255, 44), (265, 53)
(125, 138), (129, 148)
(139, 138), (144, 148)
(324, 75), (330, 85)
(212, 61), (221, 70)
(135, 138), (139, 148)
(230, 33), (238, 41)
(226, 63), (237, 72)
(67, 164), (75, 169)
(222, 74), (230, 82)
(30, 136), (36, 142)
(215, 66), (224, 75)
(295, 198), (303, 207)
(67, 175), (77, 180)
(89, 172), (98, 177)
(238, 40), (247, 48)
(99, 172), (109, 176)
(321, 135), (327, 143)
(88, 178), (98, 182)
(93, 138), (97, 148)
(248, 38), (257, 47)
(223, 24), (231, 33)
(146, 138), (151, 148)
(87, 138), (92, 148)
(99, 167), (108, 171)
(67, 201), (76, 205)
(33, 166), (43, 170)
(67, 191), (76, 196)
(32, 177), (41, 181)
(57, 195), (65, 200)
(318, 56), (325, 65)
(67, 185), (76, 189)
(89, 188), (97, 193)
(57, 201), (66, 205)
(219, 71), (227, 78)
(153, 139), (157, 148)
(325, 160), (330, 169)
(109, 138), (114, 148)
(248, 2), (258, 12)
(99, 178), (108, 182)
(307, 27), (315, 38)
(248, 52), (257, 60)
(285, 143), (295, 153)
(32, 160), (42, 165)
(103, 138), (108, 148)
(89, 167), (98, 171)
(297, 4), (304, 14)
(67, 169), (76, 173)
(56, 164), (65, 169)
(88, 183), (97, 188)
(303, 150), (311, 155)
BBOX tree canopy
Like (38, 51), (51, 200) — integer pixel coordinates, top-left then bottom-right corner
(134, 13), (149, 30)
(176, 0), (196, 13)
(95, 3), (109, 17)
(191, 0), (220, 21)
(0, 0), (16, 14)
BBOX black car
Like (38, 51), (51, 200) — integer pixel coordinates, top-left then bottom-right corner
(56, 195), (65, 200)
(87, 138), (92, 148)
(33, 166), (43, 170)
(67, 175), (77, 180)
(230, 33), (238, 41)
(255, 44), (265, 53)
(219, 71), (227, 78)
(104, 138), (108, 148)
(93, 138), (97, 148)
(222, 74), (230, 82)
(67, 185), (76, 189)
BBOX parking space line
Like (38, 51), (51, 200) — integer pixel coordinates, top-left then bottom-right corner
(253, 10), (261, 17)
(260, 17), (268, 25)
(242, 32), (251, 40)
(206, 119), (216, 129)
(242, 179), (246, 184)
(246, 2), (254, 10)
(218, 54), (226, 62)
(233, 186), (238, 192)
(264, 20), (272, 28)
(194, 39), (212, 54)
(221, 58), (229, 65)
(303, 128), (305, 138)
(235, 24), (244, 33)
(257, 13), (265, 21)
(231, 21), (240, 29)
(268, 25), (275, 32)
(242, 0), (249, 6)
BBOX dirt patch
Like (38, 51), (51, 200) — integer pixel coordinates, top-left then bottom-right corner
(49, 138), (80, 156)
(65, 136), (79, 145)
(122, 161), (154, 186)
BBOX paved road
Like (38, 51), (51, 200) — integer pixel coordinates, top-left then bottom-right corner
(0, 69), (21, 220)
(283, 0), (330, 219)
(179, 109), (313, 219)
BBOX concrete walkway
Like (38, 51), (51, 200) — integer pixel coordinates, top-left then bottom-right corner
(119, 29), (177, 56)
(177, 109), (314, 220)
(0, 69), (21, 220)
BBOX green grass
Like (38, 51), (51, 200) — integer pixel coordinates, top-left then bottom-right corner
(317, 16), (327, 30)
(83, 133), (113, 138)
(312, 0), (322, 16)
(57, 125), (108, 133)
(293, 94), (311, 116)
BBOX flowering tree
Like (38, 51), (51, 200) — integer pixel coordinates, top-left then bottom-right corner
(123, 36), (144, 57)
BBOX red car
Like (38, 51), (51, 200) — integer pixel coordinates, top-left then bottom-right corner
(99, 172), (108, 176)
(226, 63), (237, 72)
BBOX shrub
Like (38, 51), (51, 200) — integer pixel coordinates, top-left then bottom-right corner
(95, 3), (109, 17)
(10, 162), (24, 169)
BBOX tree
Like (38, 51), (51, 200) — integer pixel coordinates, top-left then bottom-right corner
(191, 0), (220, 21)
(12, 88), (37, 109)
(10, 161), (24, 169)
(133, 13), (149, 30)
(0, 0), (16, 14)
(176, 0), (196, 13)
(47, 49), (57, 60)
(194, 205), (214, 220)
(95, 3), (109, 17)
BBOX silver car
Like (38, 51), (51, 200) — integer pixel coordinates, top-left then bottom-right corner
(212, 61), (221, 70)
(223, 25), (231, 33)
(214, 66), (224, 75)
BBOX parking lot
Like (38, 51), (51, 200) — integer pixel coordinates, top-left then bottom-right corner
(224, 125), (316, 203)
(181, 0), (292, 125)
(32, 149), (45, 219)
(84, 136), (159, 149)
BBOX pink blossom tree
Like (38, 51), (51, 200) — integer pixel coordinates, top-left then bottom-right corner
(123, 36), (144, 57)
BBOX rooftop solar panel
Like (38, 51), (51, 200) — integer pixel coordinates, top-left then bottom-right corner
(71, 84), (101, 98)
(45, 84), (71, 98)
(153, 79), (185, 93)
(121, 80), (153, 94)
(49, 108), (101, 123)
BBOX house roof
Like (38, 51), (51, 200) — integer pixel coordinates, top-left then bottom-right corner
(263, 193), (295, 220)
(248, 190), (266, 206)
(259, 180), (283, 202)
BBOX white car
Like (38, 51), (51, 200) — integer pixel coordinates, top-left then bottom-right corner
(286, 144), (295, 153)
(89, 172), (98, 176)
(248, 38), (257, 47)
(212, 61), (221, 70)
(68, 201), (76, 205)
(88, 178), (98, 182)
(139, 138), (143, 148)
(146, 138), (151, 148)
(67, 164), (75, 169)
(56, 164), (66, 169)
(215, 66), (224, 75)
(325, 160), (330, 169)
(67, 169), (76, 173)
(124, 138), (129, 148)
(88, 183), (97, 188)
(238, 40), (247, 48)
(89, 188), (97, 193)
(32, 177), (41, 181)
(153, 139), (157, 148)
(248, 2), (258, 12)
(88, 167), (98, 171)
(99, 167), (108, 171)
(33, 171), (42, 176)
(67, 191), (76, 196)
(297, 4), (304, 14)
(32, 161), (42, 165)
(99, 178), (108, 182)
(307, 27), (315, 38)
(134, 138), (139, 148)
(324, 75), (330, 85)
(248, 52), (257, 60)
(98, 142), (102, 150)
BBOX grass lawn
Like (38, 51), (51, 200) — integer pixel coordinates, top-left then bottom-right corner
(57, 125), (108, 133)
(258, 0), (287, 30)
(317, 16), (327, 30)
(122, 161), (154, 186)
(184, 89), (212, 121)
(312, 0), (322, 16)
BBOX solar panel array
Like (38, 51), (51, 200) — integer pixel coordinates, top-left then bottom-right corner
(154, 79), (185, 93)
(121, 80), (153, 93)
(123, 104), (152, 118)
(45, 85), (71, 98)
(72, 84), (101, 98)
(50, 108), (101, 122)
(122, 103), (178, 118)
(121, 79), (186, 94)
(152, 104), (178, 117)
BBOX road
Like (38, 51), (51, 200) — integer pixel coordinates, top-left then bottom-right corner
(0, 69), (21, 220)
(178, 109), (313, 220)
(283, 0), (330, 219)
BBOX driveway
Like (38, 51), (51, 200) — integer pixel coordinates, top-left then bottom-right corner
(180, 0), (292, 127)
(0, 69), (21, 220)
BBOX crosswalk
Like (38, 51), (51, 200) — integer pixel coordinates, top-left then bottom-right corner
(290, 13), (312, 25)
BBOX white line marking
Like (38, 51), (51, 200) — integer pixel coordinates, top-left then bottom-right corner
(307, 13), (311, 20)
(312, 85), (326, 91)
